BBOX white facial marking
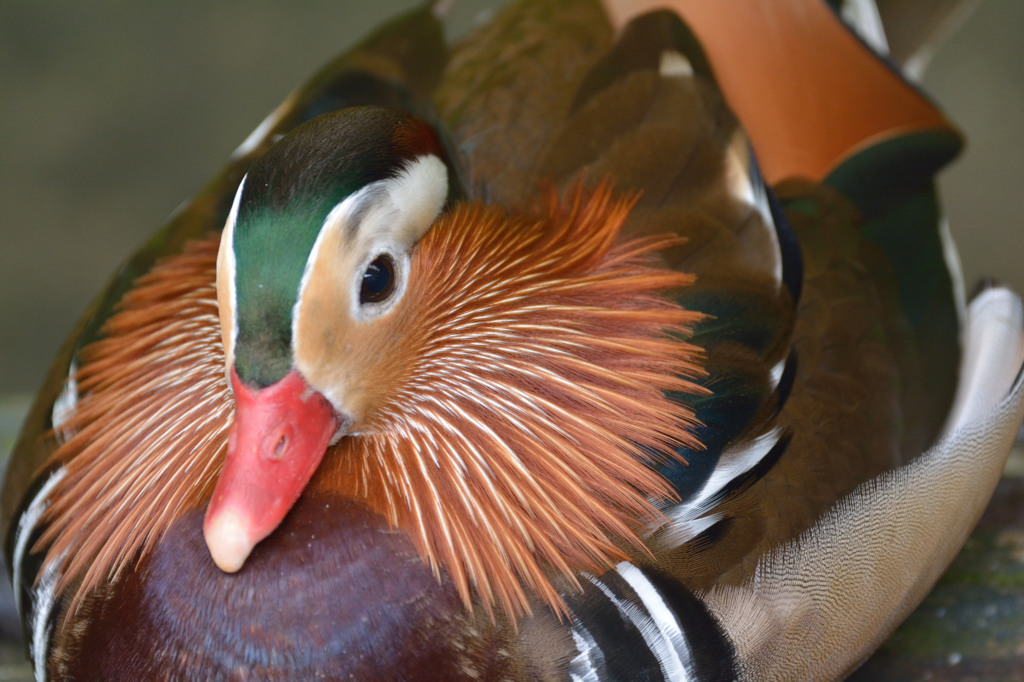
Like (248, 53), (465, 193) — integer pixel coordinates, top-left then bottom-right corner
(293, 153), (448, 330)
(217, 174), (245, 370)
(291, 154), (448, 413)
(382, 154), (449, 240)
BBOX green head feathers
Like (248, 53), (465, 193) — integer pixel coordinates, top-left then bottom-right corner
(222, 106), (451, 387)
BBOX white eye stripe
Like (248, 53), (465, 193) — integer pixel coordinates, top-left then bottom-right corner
(217, 174), (245, 371)
(314, 153), (448, 248)
(291, 153), (448, 411)
(381, 154), (449, 243)
(294, 153), (448, 330)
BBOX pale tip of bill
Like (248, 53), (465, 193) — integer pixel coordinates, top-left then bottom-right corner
(203, 508), (254, 573)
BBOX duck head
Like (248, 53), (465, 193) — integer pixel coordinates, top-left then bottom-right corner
(206, 106), (452, 572)
(203, 105), (704, 615)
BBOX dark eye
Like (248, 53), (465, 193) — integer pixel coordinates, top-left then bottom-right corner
(360, 254), (396, 304)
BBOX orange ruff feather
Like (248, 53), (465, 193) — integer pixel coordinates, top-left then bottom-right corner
(36, 237), (231, 616)
(37, 184), (705, 623)
(316, 184), (706, 617)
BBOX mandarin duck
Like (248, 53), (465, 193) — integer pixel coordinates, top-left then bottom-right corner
(4, 0), (1024, 679)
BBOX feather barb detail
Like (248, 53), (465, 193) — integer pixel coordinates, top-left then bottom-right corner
(318, 181), (708, 619)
